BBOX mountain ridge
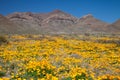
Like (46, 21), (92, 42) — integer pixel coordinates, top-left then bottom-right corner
(0, 10), (119, 34)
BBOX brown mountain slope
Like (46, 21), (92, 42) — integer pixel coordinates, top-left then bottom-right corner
(113, 19), (120, 30)
(106, 19), (120, 33)
(113, 19), (120, 26)
(0, 14), (20, 34)
(6, 12), (44, 34)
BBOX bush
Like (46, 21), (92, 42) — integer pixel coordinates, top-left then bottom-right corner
(0, 36), (9, 45)
(84, 33), (90, 36)
(0, 71), (5, 77)
(75, 73), (87, 80)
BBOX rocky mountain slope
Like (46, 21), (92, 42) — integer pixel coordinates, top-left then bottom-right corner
(0, 10), (119, 34)
(0, 14), (20, 34)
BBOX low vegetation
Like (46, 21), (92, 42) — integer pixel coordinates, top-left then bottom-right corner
(0, 36), (9, 45)
(0, 34), (120, 80)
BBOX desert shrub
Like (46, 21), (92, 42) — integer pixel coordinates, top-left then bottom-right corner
(75, 73), (87, 80)
(0, 71), (5, 77)
(84, 33), (90, 36)
(0, 36), (9, 45)
(95, 39), (120, 45)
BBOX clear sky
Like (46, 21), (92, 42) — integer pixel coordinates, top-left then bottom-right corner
(0, 0), (120, 23)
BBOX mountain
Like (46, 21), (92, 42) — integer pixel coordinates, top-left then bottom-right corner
(0, 10), (119, 34)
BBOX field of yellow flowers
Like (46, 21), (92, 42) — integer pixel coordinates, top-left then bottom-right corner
(0, 34), (120, 80)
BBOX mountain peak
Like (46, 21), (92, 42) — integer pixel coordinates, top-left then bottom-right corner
(52, 9), (64, 13)
(50, 9), (70, 16)
(82, 14), (93, 19)
(47, 9), (76, 19)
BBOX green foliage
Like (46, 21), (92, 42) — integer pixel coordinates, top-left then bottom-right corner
(75, 73), (87, 80)
(0, 71), (5, 77)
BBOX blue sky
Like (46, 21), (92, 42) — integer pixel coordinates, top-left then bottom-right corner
(0, 0), (120, 23)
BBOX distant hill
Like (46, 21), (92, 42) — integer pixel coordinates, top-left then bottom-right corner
(0, 10), (119, 34)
